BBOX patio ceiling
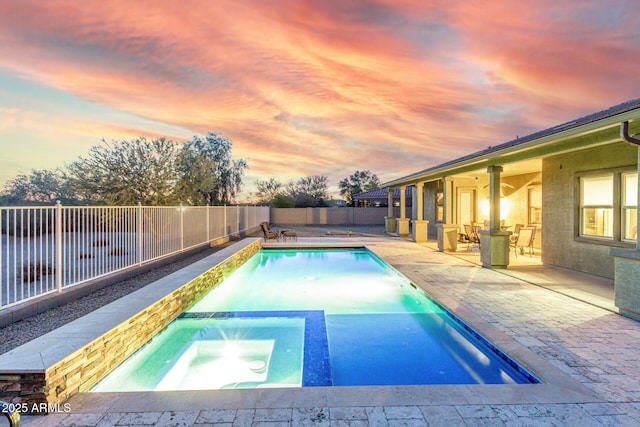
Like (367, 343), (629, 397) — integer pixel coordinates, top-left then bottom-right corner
(452, 158), (542, 180)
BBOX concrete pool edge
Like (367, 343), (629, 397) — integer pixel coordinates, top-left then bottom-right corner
(0, 238), (262, 413)
(64, 381), (601, 416)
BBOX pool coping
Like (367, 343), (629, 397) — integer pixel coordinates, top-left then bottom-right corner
(0, 238), (600, 415)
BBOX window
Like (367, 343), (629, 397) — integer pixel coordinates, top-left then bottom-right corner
(528, 186), (542, 225)
(623, 173), (638, 241)
(435, 191), (444, 222)
(578, 171), (637, 243)
(580, 175), (613, 238)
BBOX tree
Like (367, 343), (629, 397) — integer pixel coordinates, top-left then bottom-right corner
(283, 175), (328, 207)
(3, 131), (247, 207)
(339, 170), (380, 206)
(253, 178), (283, 205)
(2, 168), (77, 205)
(175, 150), (217, 205)
(296, 175), (328, 199)
(67, 137), (180, 205)
(3, 174), (29, 202)
(182, 133), (247, 205)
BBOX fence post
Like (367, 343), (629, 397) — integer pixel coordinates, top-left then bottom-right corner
(223, 205), (227, 237)
(180, 204), (184, 251)
(237, 205), (240, 236)
(55, 201), (62, 293)
(206, 205), (210, 242)
(137, 203), (143, 266)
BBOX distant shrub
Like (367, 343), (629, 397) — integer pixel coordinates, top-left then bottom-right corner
(271, 194), (295, 208)
(294, 195), (318, 208)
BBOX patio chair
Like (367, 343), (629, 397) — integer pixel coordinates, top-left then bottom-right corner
(463, 224), (481, 251)
(458, 231), (471, 244)
(510, 223), (524, 245)
(260, 222), (280, 241)
(514, 226), (536, 256)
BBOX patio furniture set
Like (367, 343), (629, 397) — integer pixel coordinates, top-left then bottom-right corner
(260, 222), (298, 242)
(459, 223), (537, 256)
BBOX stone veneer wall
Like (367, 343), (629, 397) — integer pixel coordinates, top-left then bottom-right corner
(0, 239), (262, 414)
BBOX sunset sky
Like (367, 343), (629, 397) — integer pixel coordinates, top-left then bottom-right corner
(1, 0), (639, 199)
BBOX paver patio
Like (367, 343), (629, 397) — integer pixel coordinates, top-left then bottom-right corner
(16, 234), (640, 426)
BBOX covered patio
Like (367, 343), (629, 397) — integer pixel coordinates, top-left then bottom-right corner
(383, 156), (543, 269)
(381, 98), (640, 319)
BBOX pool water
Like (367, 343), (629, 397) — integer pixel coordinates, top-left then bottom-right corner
(93, 249), (538, 391)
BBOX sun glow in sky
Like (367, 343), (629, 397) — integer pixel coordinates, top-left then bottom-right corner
(1, 0), (639, 199)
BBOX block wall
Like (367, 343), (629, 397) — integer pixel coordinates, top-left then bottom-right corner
(270, 207), (387, 225)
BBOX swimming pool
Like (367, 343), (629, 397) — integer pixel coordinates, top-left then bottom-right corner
(93, 248), (538, 391)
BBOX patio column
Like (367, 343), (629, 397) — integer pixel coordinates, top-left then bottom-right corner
(411, 182), (429, 242)
(612, 146), (640, 320)
(385, 187), (397, 234)
(437, 176), (458, 251)
(444, 177), (453, 224)
(488, 165), (502, 232)
(396, 186), (410, 236)
(478, 166), (511, 268)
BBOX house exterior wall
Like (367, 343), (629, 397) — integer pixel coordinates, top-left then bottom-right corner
(542, 142), (638, 279)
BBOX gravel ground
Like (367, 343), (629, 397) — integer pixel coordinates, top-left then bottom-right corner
(0, 244), (232, 355)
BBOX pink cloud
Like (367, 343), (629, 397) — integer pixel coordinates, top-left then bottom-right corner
(0, 0), (639, 194)
(449, 1), (640, 118)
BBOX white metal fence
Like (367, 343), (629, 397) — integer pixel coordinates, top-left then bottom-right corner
(0, 204), (269, 310)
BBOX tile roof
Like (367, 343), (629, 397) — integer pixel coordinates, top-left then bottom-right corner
(354, 187), (412, 199)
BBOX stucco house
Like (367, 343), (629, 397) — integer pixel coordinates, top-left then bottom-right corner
(382, 99), (640, 319)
